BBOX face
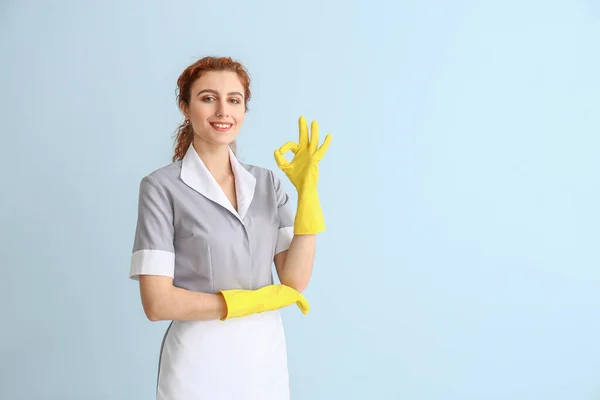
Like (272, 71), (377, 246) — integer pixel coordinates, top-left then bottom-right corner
(182, 70), (246, 148)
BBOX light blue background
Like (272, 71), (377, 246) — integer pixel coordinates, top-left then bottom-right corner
(1, 0), (599, 399)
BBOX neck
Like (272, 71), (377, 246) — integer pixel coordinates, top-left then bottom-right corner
(192, 138), (233, 181)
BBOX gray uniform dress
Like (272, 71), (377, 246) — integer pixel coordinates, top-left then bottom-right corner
(129, 142), (295, 399)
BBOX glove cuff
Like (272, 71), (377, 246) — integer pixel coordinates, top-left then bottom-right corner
(219, 289), (261, 321)
(294, 191), (325, 234)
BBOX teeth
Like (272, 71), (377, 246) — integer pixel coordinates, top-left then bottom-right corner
(213, 123), (231, 129)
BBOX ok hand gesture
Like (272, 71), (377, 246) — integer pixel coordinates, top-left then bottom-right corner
(273, 116), (332, 234)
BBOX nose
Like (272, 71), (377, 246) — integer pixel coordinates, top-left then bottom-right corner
(216, 99), (230, 117)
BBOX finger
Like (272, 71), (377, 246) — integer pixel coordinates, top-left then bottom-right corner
(278, 141), (299, 155)
(296, 297), (310, 314)
(274, 150), (290, 168)
(314, 133), (332, 162)
(309, 119), (319, 153)
(273, 141), (299, 168)
(298, 116), (309, 149)
(273, 148), (291, 168)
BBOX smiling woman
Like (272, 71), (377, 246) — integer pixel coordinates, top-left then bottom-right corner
(128, 55), (332, 400)
(172, 56), (252, 161)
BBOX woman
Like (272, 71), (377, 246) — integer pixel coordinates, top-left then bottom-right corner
(129, 56), (332, 399)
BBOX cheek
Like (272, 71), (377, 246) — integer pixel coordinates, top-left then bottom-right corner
(235, 110), (246, 125)
(190, 103), (211, 120)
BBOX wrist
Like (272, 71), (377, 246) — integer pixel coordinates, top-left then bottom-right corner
(215, 292), (228, 320)
(294, 193), (325, 234)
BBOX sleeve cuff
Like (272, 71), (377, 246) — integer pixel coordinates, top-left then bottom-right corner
(275, 227), (294, 255)
(129, 249), (175, 280)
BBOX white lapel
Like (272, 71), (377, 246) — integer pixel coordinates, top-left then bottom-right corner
(180, 143), (256, 222)
(228, 147), (256, 221)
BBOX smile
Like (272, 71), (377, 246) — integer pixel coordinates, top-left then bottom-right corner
(210, 122), (233, 132)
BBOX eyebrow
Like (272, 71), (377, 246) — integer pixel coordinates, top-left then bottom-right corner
(197, 89), (244, 98)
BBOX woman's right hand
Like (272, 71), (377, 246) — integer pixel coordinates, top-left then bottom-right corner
(218, 284), (310, 320)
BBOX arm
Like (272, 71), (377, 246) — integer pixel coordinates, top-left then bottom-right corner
(130, 176), (227, 322)
(139, 275), (227, 322)
(272, 116), (332, 293)
(274, 234), (316, 293)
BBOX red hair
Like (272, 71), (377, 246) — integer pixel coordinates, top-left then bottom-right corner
(172, 56), (252, 162)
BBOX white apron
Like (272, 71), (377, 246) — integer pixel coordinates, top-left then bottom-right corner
(157, 311), (289, 400)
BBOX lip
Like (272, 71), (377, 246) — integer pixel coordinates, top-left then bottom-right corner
(209, 121), (234, 132)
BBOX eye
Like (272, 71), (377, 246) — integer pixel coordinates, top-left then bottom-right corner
(230, 98), (241, 104)
(202, 96), (215, 102)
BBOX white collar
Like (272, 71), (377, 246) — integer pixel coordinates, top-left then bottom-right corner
(180, 142), (256, 221)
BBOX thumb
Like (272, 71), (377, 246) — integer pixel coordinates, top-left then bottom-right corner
(296, 294), (310, 314)
(274, 141), (299, 169)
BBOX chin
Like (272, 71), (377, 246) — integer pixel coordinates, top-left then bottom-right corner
(212, 134), (237, 145)
(196, 131), (238, 147)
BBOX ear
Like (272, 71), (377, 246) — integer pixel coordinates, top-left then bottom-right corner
(179, 101), (189, 119)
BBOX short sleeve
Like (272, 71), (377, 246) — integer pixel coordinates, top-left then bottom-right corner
(129, 175), (175, 280)
(271, 170), (295, 255)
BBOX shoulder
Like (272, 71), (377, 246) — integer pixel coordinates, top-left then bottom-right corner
(138, 160), (183, 190)
(237, 159), (288, 200)
(238, 160), (278, 183)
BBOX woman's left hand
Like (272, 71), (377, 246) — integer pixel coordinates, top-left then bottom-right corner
(274, 116), (332, 234)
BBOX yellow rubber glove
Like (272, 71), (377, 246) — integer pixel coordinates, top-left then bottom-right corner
(274, 116), (332, 234)
(218, 284), (310, 320)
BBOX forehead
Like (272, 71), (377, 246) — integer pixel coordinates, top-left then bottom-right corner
(191, 70), (244, 93)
